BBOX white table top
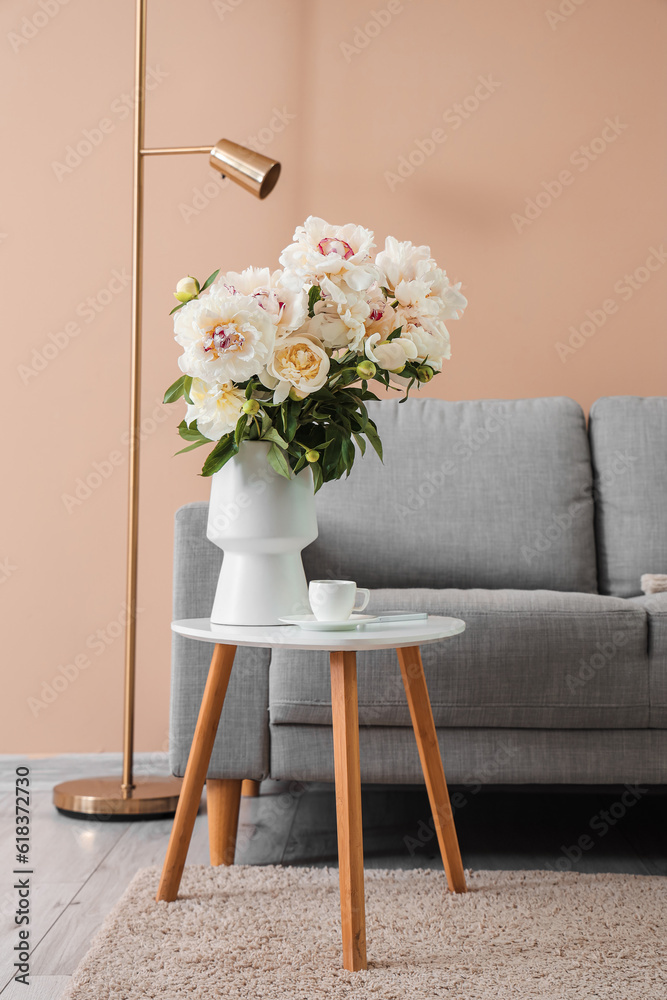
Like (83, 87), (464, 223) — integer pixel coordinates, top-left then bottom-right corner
(171, 616), (465, 652)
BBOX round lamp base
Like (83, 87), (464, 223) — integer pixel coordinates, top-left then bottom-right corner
(53, 775), (182, 820)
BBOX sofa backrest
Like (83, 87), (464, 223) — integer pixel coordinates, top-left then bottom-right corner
(302, 396), (598, 593)
(589, 396), (667, 597)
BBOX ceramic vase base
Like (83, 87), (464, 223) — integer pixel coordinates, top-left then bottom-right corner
(207, 442), (318, 626)
(210, 552), (312, 626)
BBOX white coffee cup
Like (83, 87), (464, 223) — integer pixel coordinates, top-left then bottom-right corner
(308, 580), (371, 621)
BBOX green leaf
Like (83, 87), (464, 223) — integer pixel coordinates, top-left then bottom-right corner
(201, 436), (238, 477)
(310, 386), (337, 403)
(200, 268), (220, 293)
(234, 413), (248, 447)
(262, 427), (288, 449)
(387, 326), (403, 341)
(261, 411), (273, 436)
(325, 434), (343, 477)
(175, 439), (209, 454)
(331, 367), (360, 389)
(169, 302), (186, 315)
(334, 351), (356, 368)
(178, 419), (210, 444)
(307, 284), (322, 318)
(341, 436), (355, 475)
(320, 431), (338, 468)
(283, 401), (299, 442)
(311, 461), (324, 493)
(267, 443), (291, 479)
(183, 375), (194, 405)
(163, 375), (186, 404)
(353, 432), (366, 456)
(364, 422), (383, 462)
(399, 376), (416, 403)
(349, 407), (368, 432)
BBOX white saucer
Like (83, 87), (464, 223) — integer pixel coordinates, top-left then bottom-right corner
(279, 614), (379, 632)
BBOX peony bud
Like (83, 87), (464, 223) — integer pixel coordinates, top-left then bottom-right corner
(417, 365), (434, 383)
(242, 399), (260, 416)
(356, 360), (376, 379)
(305, 450), (320, 463)
(288, 388), (307, 402)
(173, 276), (199, 303)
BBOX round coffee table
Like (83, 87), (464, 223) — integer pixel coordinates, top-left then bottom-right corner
(157, 616), (466, 972)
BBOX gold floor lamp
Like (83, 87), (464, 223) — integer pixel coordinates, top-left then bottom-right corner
(53, 0), (281, 818)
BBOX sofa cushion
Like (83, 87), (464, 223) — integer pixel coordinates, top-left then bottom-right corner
(269, 725), (667, 784)
(269, 589), (649, 730)
(302, 397), (598, 593)
(629, 592), (667, 727)
(589, 396), (667, 597)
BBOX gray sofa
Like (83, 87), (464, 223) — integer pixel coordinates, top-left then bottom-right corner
(169, 395), (667, 786)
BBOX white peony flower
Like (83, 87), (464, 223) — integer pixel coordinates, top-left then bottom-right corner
(427, 269), (468, 320)
(364, 332), (418, 372)
(174, 289), (276, 383)
(363, 289), (400, 341)
(375, 236), (467, 322)
(306, 276), (371, 351)
(305, 312), (351, 351)
(363, 291), (450, 370)
(376, 237), (433, 303)
(280, 216), (381, 292)
(267, 333), (330, 403)
(184, 378), (246, 441)
(398, 313), (451, 370)
(212, 266), (307, 334)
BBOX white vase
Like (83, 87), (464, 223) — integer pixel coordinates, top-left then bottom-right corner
(206, 441), (318, 625)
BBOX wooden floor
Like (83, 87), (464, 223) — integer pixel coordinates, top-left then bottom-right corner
(1, 754), (665, 998)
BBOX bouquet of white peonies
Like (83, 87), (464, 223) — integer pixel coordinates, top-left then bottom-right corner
(164, 216), (466, 489)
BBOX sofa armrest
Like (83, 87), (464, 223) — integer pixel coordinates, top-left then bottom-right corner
(170, 635), (270, 780)
(629, 592), (667, 615)
(168, 502), (270, 780)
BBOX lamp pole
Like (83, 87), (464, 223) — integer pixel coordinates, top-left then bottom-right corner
(53, 0), (281, 818)
(121, 0), (148, 797)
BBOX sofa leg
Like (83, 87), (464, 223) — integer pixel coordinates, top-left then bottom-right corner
(241, 779), (260, 798)
(207, 778), (242, 866)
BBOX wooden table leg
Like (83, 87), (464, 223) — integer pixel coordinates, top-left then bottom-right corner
(207, 778), (242, 866)
(241, 779), (260, 797)
(330, 650), (367, 972)
(397, 645), (467, 894)
(156, 643), (237, 902)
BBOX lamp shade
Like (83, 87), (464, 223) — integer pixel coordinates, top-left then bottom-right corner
(209, 139), (281, 199)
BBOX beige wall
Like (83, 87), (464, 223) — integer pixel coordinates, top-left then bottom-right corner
(3, 0), (665, 753)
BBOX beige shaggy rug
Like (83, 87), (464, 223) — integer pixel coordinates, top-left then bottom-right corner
(63, 865), (666, 999)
